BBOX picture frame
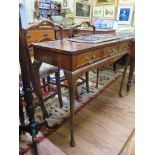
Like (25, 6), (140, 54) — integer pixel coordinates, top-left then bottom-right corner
(62, 0), (67, 9)
(93, 18), (117, 30)
(119, 0), (135, 4)
(79, 0), (89, 2)
(103, 6), (115, 18)
(75, 2), (91, 18)
(117, 6), (134, 24)
(96, 0), (116, 5)
(93, 6), (103, 17)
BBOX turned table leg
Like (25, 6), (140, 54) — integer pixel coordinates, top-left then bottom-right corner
(64, 71), (77, 147)
(119, 54), (130, 97)
(127, 62), (135, 93)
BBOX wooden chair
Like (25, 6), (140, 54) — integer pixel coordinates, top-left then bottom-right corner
(20, 19), (63, 108)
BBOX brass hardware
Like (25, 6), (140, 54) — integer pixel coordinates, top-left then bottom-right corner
(122, 44), (128, 51)
(27, 34), (32, 39)
(43, 32), (48, 37)
(85, 55), (96, 65)
(88, 59), (95, 65)
(108, 49), (115, 57)
(85, 56), (89, 62)
(92, 55), (95, 59)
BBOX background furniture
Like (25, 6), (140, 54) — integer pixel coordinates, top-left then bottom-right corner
(19, 18), (64, 155)
(24, 19), (63, 108)
(38, 0), (62, 19)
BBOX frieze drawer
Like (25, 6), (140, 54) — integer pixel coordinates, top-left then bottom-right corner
(103, 44), (119, 58)
(74, 50), (103, 68)
(119, 42), (130, 52)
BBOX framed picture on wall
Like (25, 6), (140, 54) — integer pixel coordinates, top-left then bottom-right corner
(96, 0), (116, 5)
(117, 6), (134, 24)
(93, 6), (103, 17)
(93, 18), (117, 29)
(79, 0), (89, 2)
(62, 0), (67, 9)
(75, 2), (91, 18)
(119, 0), (135, 4)
(103, 6), (115, 18)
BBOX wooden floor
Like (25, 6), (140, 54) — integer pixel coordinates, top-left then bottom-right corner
(47, 75), (135, 155)
(120, 130), (135, 155)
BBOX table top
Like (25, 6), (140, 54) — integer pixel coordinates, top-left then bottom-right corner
(32, 31), (134, 55)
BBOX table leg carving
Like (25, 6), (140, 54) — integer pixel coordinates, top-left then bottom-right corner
(64, 71), (78, 147)
(119, 54), (130, 97)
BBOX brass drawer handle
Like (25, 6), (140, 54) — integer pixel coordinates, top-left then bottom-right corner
(43, 32), (48, 37)
(122, 44), (128, 51)
(108, 48), (115, 57)
(92, 55), (96, 59)
(88, 59), (95, 64)
(85, 56), (89, 62)
(27, 34), (32, 39)
(85, 55), (96, 64)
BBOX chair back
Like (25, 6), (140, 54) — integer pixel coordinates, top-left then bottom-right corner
(25, 19), (63, 57)
(26, 19), (63, 45)
(69, 21), (96, 38)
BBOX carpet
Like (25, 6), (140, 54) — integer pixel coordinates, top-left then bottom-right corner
(20, 69), (122, 155)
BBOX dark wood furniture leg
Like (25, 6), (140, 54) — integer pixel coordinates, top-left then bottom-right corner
(127, 40), (135, 93)
(42, 77), (47, 92)
(95, 68), (100, 88)
(85, 71), (89, 93)
(47, 75), (51, 91)
(32, 60), (48, 119)
(55, 68), (63, 108)
(127, 61), (135, 93)
(64, 71), (77, 147)
(119, 54), (130, 97)
(113, 62), (117, 72)
(19, 93), (24, 126)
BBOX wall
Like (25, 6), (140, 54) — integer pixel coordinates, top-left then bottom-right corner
(20, 0), (35, 23)
(20, 0), (135, 28)
(68, 0), (135, 28)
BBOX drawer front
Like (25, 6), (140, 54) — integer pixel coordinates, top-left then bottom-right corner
(103, 44), (119, 58)
(118, 41), (130, 53)
(75, 50), (103, 68)
(104, 42), (130, 58)
(26, 29), (55, 44)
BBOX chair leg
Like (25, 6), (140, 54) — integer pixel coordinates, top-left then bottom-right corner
(47, 75), (51, 91)
(42, 77), (47, 92)
(85, 71), (89, 93)
(19, 96), (25, 125)
(95, 68), (100, 88)
(113, 62), (117, 72)
(55, 70), (63, 108)
(32, 61), (48, 119)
